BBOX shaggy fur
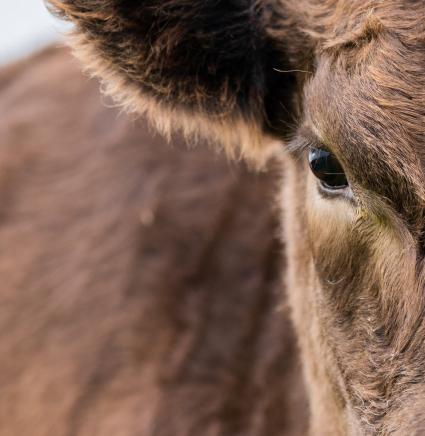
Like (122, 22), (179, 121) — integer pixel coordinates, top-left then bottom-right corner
(46, 0), (425, 434)
(47, 0), (305, 163)
(0, 48), (307, 435)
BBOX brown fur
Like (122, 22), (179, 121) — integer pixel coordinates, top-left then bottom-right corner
(0, 47), (307, 435)
(46, 0), (304, 165)
(13, 0), (425, 434)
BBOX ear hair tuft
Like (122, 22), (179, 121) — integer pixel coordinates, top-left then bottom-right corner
(47, 0), (300, 163)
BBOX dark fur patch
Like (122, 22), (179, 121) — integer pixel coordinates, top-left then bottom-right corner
(47, 0), (300, 137)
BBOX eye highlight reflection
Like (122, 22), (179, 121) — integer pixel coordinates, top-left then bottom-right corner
(308, 147), (349, 191)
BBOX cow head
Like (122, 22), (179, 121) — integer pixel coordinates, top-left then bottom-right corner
(47, 0), (425, 433)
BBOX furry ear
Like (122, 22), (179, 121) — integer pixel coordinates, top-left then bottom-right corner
(47, 0), (304, 163)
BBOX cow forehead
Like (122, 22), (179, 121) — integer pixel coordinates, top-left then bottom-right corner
(301, 16), (425, 215)
(290, 0), (425, 49)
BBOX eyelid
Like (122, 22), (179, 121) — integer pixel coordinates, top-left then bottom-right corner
(318, 183), (356, 204)
(289, 126), (331, 157)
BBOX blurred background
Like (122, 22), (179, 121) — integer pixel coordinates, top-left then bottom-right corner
(0, 2), (307, 434)
(0, 0), (70, 65)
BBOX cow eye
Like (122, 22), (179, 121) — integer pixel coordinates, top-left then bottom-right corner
(308, 148), (348, 190)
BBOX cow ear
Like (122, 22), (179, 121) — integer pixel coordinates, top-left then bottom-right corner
(47, 0), (307, 163)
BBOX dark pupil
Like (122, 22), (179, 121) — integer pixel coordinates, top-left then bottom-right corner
(308, 148), (348, 189)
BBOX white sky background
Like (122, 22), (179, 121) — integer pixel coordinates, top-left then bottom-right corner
(0, 0), (71, 65)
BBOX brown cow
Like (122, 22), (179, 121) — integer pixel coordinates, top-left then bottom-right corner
(47, 0), (425, 434)
(0, 47), (307, 435)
